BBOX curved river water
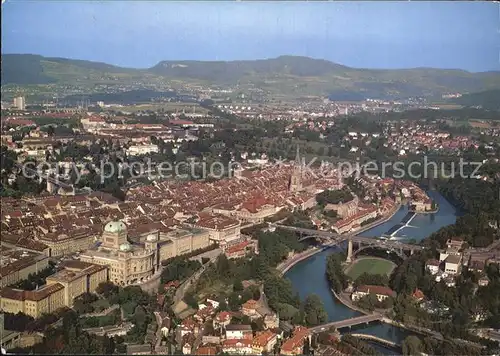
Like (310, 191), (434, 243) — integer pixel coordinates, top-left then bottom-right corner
(285, 191), (460, 352)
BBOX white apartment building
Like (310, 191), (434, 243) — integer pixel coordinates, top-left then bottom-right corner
(126, 144), (159, 156)
(425, 260), (440, 275)
(13, 96), (25, 110)
(444, 255), (462, 275)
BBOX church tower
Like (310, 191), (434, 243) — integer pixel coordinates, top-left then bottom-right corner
(289, 146), (303, 192)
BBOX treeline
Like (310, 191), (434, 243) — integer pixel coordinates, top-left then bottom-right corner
(389, 250), (500, 348)
(160, 257), (202, 284)
(354, 273), (389, 288)
(8, 310), (117, 354)
(340, 335), (382, 356)
(263, 275), (328, 326)
(197, 228), (308, 295)
(257, 228), (308, 264)
(325, 253), (349, 292)
(402, 334), (496, 356)
(9, 262), (56, 290)
(453, 89), (500, 111)
(316, 187), (354, 206)
(3, 307), (71, 333)
(390, 250), (434, 294)
(192, 254), (261, 311)
(364, 108), (500, 122)
(354, 293), (393, 312)
(93, 282), (156, 345)
(1, 146), (46, 198)
(80, 309), (121, 329)
(194, 227), (329, 325)
(430, 177), (500, 248)
(195, 256), (328, 326)
(282, 210), (317, 230)
(437, 177), (500, 216)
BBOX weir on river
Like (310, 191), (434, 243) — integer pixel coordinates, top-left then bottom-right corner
(285, 191), (460, 353)
(383, 211), (417, 238)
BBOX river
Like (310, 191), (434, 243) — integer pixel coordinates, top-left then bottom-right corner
(285, 191), (460, 353)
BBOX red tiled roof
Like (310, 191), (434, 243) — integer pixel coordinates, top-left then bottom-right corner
(281, 326), (309, 353)
(253, 330), (276, 347)
(170, 120), (194, 125)
(222, 339), (252, 348)
(197, 346), (217, 355)
(356, 285), (396, 297)
(413, 289), (425, 300)
(334, 206), (377, 228)
(225, 240), (251, 255)
(242, 299), (259, 310)
(426, 259), (440, 267)
(216, 311), (232, 322)
(5, 119), (36, 126)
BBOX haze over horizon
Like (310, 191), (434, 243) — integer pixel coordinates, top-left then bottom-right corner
(2, 1), (499, 72)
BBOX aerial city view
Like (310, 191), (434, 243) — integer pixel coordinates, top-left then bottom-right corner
(1, 1), (500, 355)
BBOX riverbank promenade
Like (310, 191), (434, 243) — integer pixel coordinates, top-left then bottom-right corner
(276, 239), (344, 275)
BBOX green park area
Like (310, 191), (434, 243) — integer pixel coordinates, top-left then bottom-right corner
(345, 257), (396, 280)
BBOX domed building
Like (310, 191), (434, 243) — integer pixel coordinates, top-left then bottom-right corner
(79, 220), (214, 287)
(102, 221), (128, 249)
(80, 221), (159, 286)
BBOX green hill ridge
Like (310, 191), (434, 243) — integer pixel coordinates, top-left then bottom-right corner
(2, 54), (500, 99)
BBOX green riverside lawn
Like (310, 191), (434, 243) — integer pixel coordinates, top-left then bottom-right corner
(345, 257), (396, 280)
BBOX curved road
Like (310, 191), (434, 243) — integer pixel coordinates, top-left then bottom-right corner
(173, 253), (221, 306)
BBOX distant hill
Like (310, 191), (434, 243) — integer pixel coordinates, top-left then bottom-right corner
(1, 54), (146, 86)
(1, 54), (57, 84)
(452, 89), (500, 111)
(2, 54), (500, 100)
(149, 55), (349, 81)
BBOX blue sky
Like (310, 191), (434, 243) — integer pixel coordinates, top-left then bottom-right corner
(2, 1), (499, 72)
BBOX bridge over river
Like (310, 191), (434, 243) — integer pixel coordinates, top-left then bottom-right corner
(347, 333), (399, 348)
(272, 224), (425, 262)
(309, 314), (383, 333)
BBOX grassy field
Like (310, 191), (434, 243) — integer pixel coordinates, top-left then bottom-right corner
(345, 257), (396, 280)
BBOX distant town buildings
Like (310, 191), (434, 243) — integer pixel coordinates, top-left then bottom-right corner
(126, 144), (159, 156)
(13, 96), (26, 110)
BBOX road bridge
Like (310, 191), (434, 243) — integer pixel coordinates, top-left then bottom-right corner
(273, 224), (424, 262)
(16, 164), (74, 190)
(309, 314), (383, 333)
(347, 333), (399, 348)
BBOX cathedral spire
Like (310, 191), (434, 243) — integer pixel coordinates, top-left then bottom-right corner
(289, 145), (303, 193)
(295, 145), (301, 166)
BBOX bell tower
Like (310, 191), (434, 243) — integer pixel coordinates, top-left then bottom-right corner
(289, 146), (303, 192)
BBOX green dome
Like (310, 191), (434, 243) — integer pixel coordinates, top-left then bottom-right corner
(104, 221), (127, 233)
(119, 243), (132, 251)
